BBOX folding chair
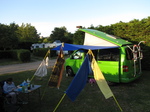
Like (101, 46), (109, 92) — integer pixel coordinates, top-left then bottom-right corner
(0, 80), (23, 112)
(0, 80), (11, 103)
(0, 84), (5, 112)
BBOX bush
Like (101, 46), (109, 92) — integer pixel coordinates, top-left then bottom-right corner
(141, 46), (150, 70)
(17, 49), (31, 62)
(11, 50), (18, 60)
(0, 51), (12, 59)
(11, 49), (31, 62)
(17, 42), (33, 50)
(50, 49), (57, 57)
(0, 49), (31, 62)
(33, 48), (57, 57)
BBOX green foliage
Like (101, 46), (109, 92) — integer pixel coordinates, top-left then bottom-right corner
(50, 49), (57, 57)
(33, 48), (50, 57)
(104, 17), (150, 46)
(17, 49), (31, 62)
(0, 23), (19, 50)
(0, 49), (31, 62)
(0, 50), (12, 59)
(10, 50), (18, 60)
(17, 42), (33, 50)
(11, 49), (31, 62)
(17, 23), (40, 43)
(73, 30), (84, 45)
(48, 26), (73, 43)
(141, 46), (150, 70)
(95, 25), (114, 35)
(0, 23), (40, 50)
(33, 48), (57, 58)
(42, 38), (49, 43)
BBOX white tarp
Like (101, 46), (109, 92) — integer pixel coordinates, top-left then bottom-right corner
(34, 60), (47, 77)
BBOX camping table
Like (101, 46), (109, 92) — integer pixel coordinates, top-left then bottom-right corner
(15, 85), (41, 104)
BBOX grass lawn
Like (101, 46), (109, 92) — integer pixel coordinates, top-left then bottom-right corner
(0, 69), (150, 112)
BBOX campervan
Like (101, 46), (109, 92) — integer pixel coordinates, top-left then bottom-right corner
(64, 29), (144, 83)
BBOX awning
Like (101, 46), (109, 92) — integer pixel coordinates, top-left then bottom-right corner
(52, 43), (119, 51)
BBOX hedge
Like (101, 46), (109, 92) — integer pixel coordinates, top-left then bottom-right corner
(17, 49), (31, 62)
(0, 49), (31, 62)
(32, 48), (57, 57)
(0, 51), (12, 59)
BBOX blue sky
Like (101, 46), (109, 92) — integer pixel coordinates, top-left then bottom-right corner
(0, 0), (150, 37)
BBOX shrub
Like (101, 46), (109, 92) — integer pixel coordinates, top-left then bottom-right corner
(11, 50), (18, 60)
(0, 50), (12, 59)
(33, 48), (57, 57)
(141, 46), (150, 70)
(0, 49), (31, 62)
(17, 49), (31, 62)
(50, 49), (57, 57)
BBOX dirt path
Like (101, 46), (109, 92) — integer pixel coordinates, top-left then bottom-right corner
(0, 59), (56, 75)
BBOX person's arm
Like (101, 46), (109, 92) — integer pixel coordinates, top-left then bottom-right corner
(3, 82), (9, 93)
(3, 82), (14, 93)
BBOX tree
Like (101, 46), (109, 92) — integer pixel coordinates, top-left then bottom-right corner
(111, 21), (129, 39)
(138, 17), (150, 46)
(9, 23), (19, 48)
(17, 23), (39, 42)
(48, 26), (73, 43)
(73, 30), (84, 45)
(0, 23), (19, 50)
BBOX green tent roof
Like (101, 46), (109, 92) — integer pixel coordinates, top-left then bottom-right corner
(79, 29), (132, 46)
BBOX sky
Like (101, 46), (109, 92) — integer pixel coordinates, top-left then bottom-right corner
(0, 0), (150, 37)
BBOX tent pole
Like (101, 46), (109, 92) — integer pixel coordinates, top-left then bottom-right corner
(41, 71), (53, 100)
(44, 50), (50, 60)
(88, 49), (123, 111)
(39, 50), (50, 81)
(113, 95), (123, 112)
(52, 93), (66, 112)
(30, 50), (50, 82)
(30, 75), (35, 82)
